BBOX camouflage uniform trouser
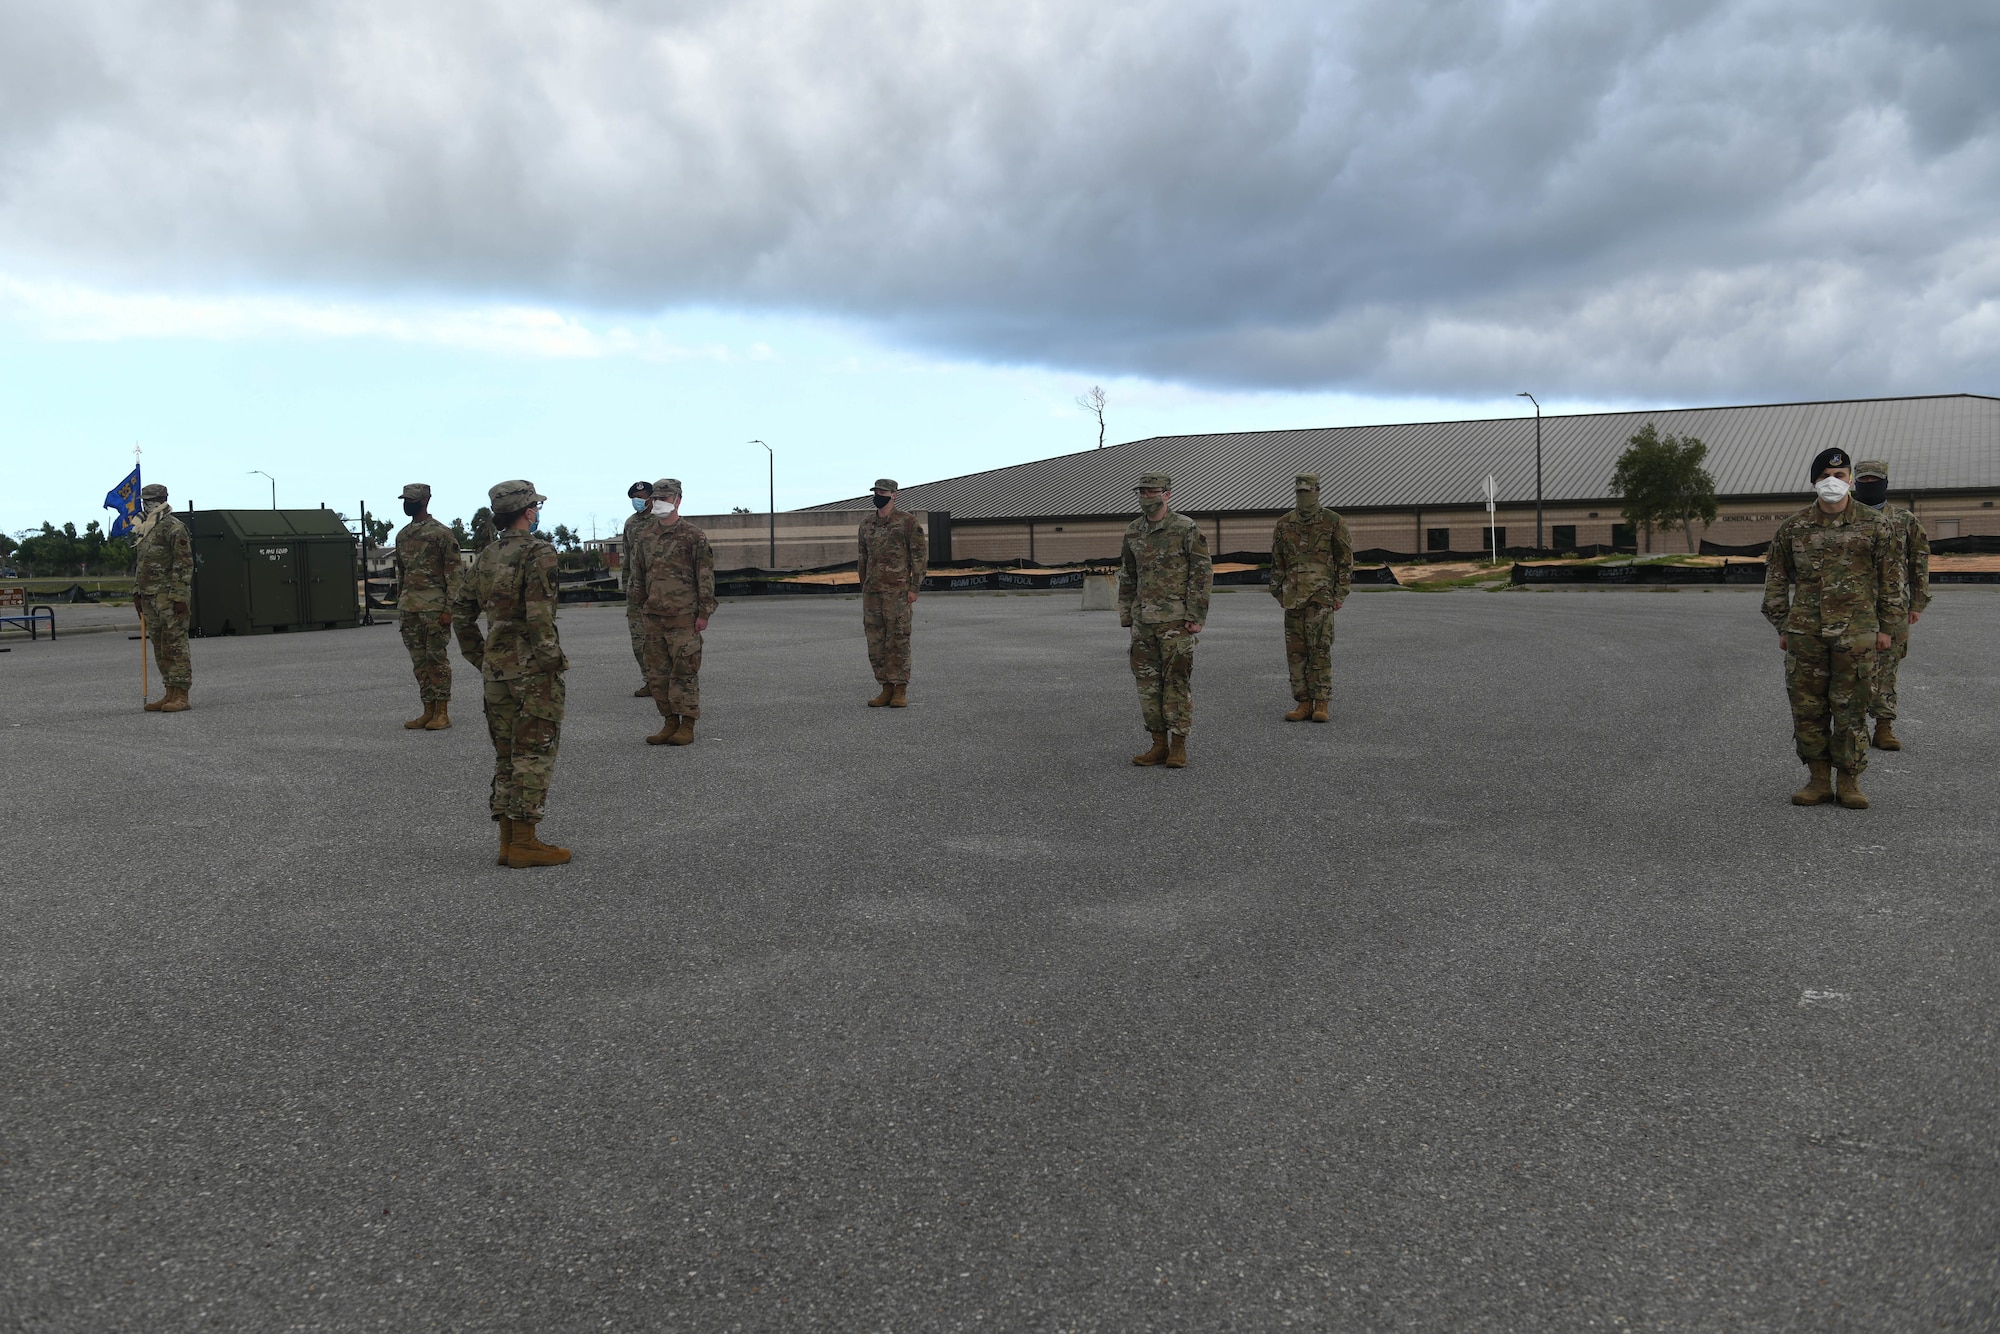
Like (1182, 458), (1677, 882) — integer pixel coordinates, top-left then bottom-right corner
(626, 606), (648, 681)
(1867, 627), (1910, 721)
(642, 617), (704, 718)
(1283, 603), (1336, 702)
(398, 609), (453, 703)
(863, 589), (914, 684)
(483, 671), (564, 822)
(1785, 633), (1876, 774)
(140, 594), (192, 689)
(1130, 621), (1197, 735)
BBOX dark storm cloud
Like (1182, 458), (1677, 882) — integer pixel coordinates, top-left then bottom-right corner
(2, 0), (1997, 398)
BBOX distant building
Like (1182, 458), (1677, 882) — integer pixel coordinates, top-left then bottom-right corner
(806, 393), (2000, 561)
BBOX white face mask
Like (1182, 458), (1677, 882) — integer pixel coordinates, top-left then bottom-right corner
(653, 498), (678, 516)
(1815, 475), (1852, 504)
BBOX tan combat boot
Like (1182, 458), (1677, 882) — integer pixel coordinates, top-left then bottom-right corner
(495, 815), (514, 865)
(423, 703), (451, 731)
(1871, 718), (1901, 751)
(668, 715), (696, 745)
(889, 684), (908, 708)
(1836, 770), (1870, 810)
(646, 712), (678, 745)
(507, 823), (572, 868)
(1791, 759), (1835, 806)
(1310, 700), (1330, 724)
(1164, 733), (1189, 768)
(633, 683), (653, 697)
(1132, 732), (1169, 766)
(405, 702), (435, 729)
(144, 693), (169, 712)
(157, 686), (190, 713)
(1284, 700), (1312, 721)
(868, 684), (894, 707)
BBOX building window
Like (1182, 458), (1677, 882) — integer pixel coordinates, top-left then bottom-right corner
(1426, 527), (1450, 551)
(1612, 523), (1636, 550)
(1488, 526), (1506, 553)
(1551, 524), (1576, 551)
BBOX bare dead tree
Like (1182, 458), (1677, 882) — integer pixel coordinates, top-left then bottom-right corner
(1075, 385), (1108, 448)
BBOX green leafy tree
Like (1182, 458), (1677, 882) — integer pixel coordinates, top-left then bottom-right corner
(471, 507), (497, 551)
(1610, 424), (1719, 553)
(449, 517), (470, 548)
(0, 532), (18, 566)
(10, 521), (134, 575)
(366, 515), (393, 546)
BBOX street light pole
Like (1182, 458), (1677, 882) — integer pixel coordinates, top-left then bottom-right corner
(249, 469), (277, 508)
(1516, 393), (1543, 552)
(749, 440), (774, 568)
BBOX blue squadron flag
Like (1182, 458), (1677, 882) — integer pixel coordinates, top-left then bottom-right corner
(104, 466), (143, 537)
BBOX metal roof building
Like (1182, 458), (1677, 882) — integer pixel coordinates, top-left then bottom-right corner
(810, 393), (2000, 562)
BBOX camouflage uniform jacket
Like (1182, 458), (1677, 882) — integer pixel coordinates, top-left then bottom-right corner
(621, 510), (652, 605)
(450, 530), (567, 679)
(1762, 502), (1908, 637)
(858, 511), (928, 592)
(1874, 504), (1931, 617)
(628, 518), (717, 620)
(1270, 507), (1354, 609)
(392, 515), (462, 612)
(132, 511), (193, 601)
(1119, 511), (1213, 625)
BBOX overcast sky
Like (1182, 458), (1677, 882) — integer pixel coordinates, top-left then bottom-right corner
(4, 0), (1996, 534)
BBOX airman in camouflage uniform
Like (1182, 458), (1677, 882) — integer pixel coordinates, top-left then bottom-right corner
(1763, 448), (1907, 810)
(1269, 473), (1353, 723)
(451, 480), (571, 868)
(132, 482), (194, 712)
(857, 477), (927, 707)
(1118, 472), (1212, 769)
(1853, 459), (1930, 752)
(621, 480), (654, 696)
(392, 482), (462, 730)
(627, 478), (717, 746)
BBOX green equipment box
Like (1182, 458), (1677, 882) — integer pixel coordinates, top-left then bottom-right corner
(185, 509), (361, 636)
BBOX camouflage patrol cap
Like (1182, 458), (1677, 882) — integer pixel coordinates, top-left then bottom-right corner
(488, 479), (546, 514)
(1809, 448), (1850, 481)
(140, 483), (168, 502)
(1133, 472), (1172, 492)
(653, 478), (683, 499)
(1854, 458), (1889, 480)
(1295, 473), (1321, 491)
(399, 482), (431, 503)
(872, 478), (899, 492)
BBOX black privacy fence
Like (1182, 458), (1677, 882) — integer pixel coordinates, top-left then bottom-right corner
(1512, 562), (1770, 585)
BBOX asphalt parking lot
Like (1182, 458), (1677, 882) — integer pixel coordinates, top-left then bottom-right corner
(4, 587), (1996, 1331)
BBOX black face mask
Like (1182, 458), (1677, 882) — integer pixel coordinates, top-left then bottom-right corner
(402, 499), (422, 516)
(872, 493), (892, 509)
(1853, 478), (1888, 507)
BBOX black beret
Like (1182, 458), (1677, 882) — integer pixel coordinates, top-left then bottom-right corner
(1810, 448), (1849, 481)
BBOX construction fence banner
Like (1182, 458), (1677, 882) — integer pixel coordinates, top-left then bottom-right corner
(1931, 534), (2000, 554)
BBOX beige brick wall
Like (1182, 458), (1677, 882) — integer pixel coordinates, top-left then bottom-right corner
(936, 492), (2000, 564)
